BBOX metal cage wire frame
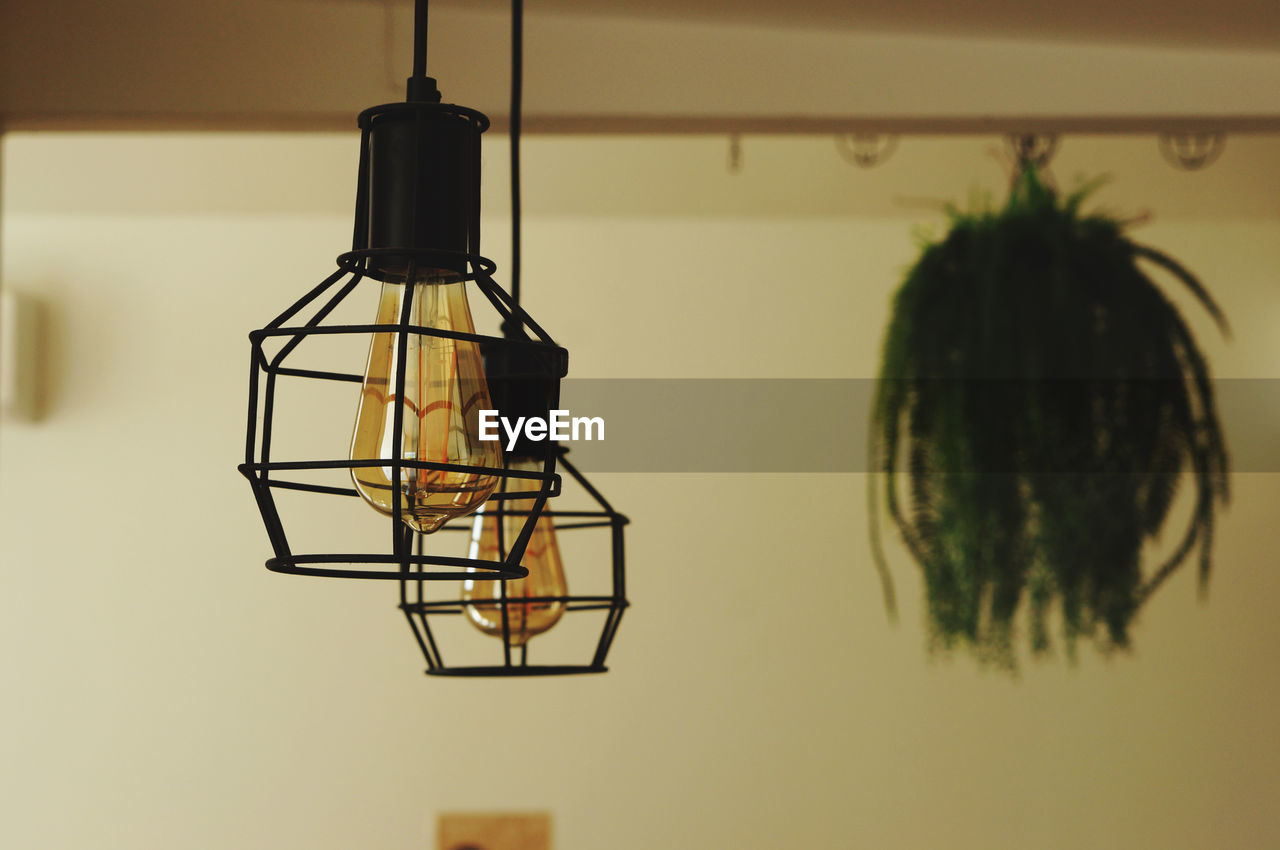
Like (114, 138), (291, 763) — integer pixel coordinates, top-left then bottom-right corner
(401, 449), (629, 676)
(239, 99), (569, 581)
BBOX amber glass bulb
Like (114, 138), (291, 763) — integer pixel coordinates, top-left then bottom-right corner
(349, 273), (501, 533)
(461, 457), (567, 646)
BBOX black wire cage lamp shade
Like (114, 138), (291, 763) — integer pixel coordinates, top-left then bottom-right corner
(239, 9), (567, 582)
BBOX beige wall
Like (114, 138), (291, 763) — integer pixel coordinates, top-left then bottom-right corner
(2, 132), (1279, 848)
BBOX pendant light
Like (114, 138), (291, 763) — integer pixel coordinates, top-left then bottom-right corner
(397, 0), (630, 676)
(239, 0), (567, 582)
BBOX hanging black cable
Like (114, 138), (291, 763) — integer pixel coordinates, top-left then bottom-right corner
(510, 0), (523, 309)
(413, 0), (428, 79)
(407, 0), (439, 102)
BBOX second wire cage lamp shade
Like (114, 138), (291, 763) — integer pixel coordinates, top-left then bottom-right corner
(240, 80), (567, 583)
(401, 348), (629, 676)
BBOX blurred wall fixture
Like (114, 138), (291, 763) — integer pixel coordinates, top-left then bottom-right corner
(239, 0), (568, 584)
(835, 133), (898, 168)
(1159, 132), (1226, 171)
(1, 289), (44, 423)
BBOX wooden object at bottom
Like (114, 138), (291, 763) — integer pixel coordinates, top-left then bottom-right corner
(438, 812), (551, 850)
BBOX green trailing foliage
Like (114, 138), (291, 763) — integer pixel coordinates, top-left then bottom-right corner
(869, 167), (1229, 670)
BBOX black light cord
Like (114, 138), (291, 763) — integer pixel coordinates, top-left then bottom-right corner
(405, 0), (522, 308)
(407, 0), (439, 100)
(413, 0), (428, 79)
(510, 0), (524, 313)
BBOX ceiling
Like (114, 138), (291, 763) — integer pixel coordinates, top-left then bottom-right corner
(4, 0), (1279, 130)
(440, 0), (1280, 50)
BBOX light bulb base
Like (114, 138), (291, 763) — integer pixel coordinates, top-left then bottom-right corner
(482, 336), (567, 460)
(361, 101), (488, 280)
(405, 75), (442, 103)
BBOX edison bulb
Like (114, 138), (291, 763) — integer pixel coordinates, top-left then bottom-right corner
(462, 457), (567, 645)
(350, 272), (501, 533)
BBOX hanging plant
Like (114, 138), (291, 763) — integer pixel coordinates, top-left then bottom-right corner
(869, 166), (1229, 670)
